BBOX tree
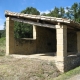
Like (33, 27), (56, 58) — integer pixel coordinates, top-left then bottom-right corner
(0, 33), (1, 38)
(47, 7), (60, 17)
(65, 3), (80, 23)
(71, 3), (79, 21)
(41, 13), (47, 16)
(65, 7), (72, 19)
(1, 22), (6, 37)
(21, 7), (40, 15)
(41, 7), (65, 18)
(14, 7), (40, 38)
(4, 3), (80, 38)
(59, 7), (65, 18)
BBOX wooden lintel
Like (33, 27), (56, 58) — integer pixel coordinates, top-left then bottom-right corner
(11, 18), (56, 29)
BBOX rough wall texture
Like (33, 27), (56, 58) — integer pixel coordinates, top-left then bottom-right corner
(65, 55), (80, 71)
(36, 27), (56, 53)
(14, 39), (36, 55)
(14, 26), (56, 54)
(14, 28), (78, 55)
(54, 55), (80, 72)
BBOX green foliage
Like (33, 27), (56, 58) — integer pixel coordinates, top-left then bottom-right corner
(3, 3), (80, 38)
(42, 7), (65, 18)
(49, 7), (60, 17)
(21, 7), (40, 15)
(53, 66), (80, 80)
(1, 30), (6, 37)
(59, 7), (65, 18)
(0, 22), (6, 38)
(0, 33), (1, 38)
(65, 3), (80, 23)
(41, 2), (80, 23)
(40, 11), (47, 16)
(65, 7), (72, 19)
(0, 30), (5, 38)
(0, 37), (5, 56)
(14, 22), (33, 38)
(14, 7), (40, 38)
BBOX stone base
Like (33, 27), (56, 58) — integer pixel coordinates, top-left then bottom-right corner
(55, 55), (80, 73)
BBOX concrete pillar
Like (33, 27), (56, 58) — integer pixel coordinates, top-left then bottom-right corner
(56, 24), (67, 72)
(6, 17), (14, 55)
(33, 25), (36, 39)
(77, 32), (80, 54)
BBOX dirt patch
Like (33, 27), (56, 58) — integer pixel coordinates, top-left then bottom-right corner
(0, 56), (60, 80)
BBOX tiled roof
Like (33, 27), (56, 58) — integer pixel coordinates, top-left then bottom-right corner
(5, 11), (80, 29)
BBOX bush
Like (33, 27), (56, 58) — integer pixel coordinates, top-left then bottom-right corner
(0, 37), (6, 56)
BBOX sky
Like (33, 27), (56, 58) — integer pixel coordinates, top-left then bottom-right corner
(0, 0), (80, 30)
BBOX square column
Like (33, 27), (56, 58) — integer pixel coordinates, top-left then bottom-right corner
(77, 32), (80, 54)
(33, 25), (36, 39)
(56, 24), (67, 72)
(6, 17), (14, 55)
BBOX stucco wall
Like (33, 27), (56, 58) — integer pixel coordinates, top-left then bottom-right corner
(14, 39), (36, 55)
(14, 28), (78, 55)
(36, 27), (56, 53)
(14, 26), (56, 54)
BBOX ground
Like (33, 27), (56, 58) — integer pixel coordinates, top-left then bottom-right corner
(1, 37), (80, 80)
(68, 74), (80, 80)
(0, 56), (60, 80)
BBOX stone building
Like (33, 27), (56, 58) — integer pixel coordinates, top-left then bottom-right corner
(5, 11), (80, 72)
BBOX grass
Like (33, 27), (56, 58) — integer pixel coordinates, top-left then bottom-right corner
(0, 37), (61, 80)
(0, 37), (6, 56)
(0, 56), (60, 80)
(53, 66), (80, 80)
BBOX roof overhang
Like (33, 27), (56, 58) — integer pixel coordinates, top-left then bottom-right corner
(5, 11), (80, 30)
